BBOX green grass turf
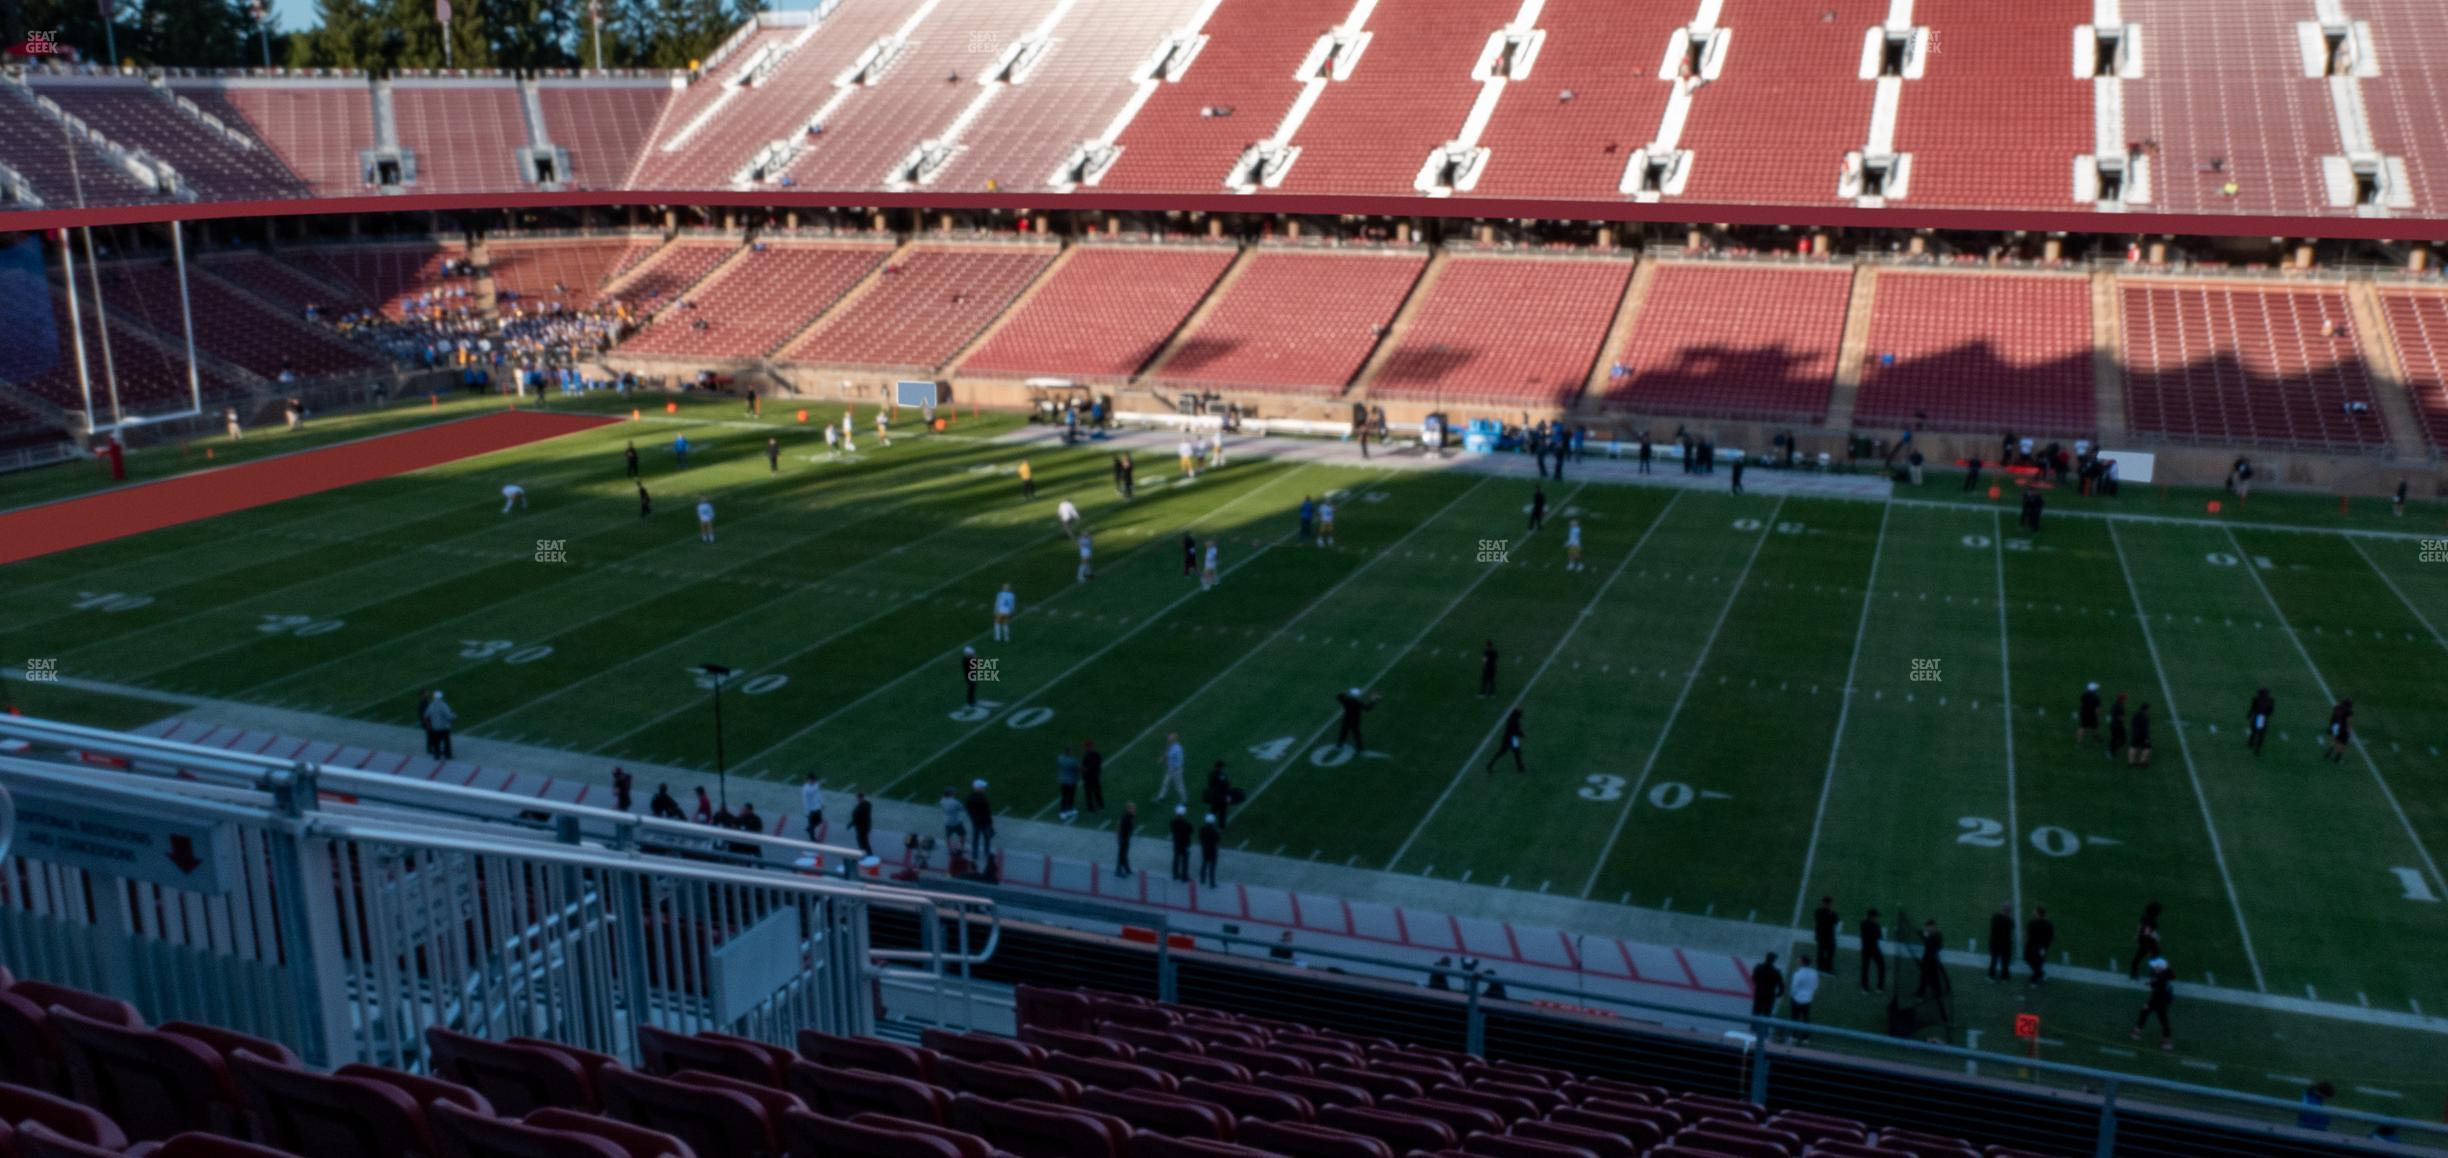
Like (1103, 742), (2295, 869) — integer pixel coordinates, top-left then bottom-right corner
(8, 405), (2448, 1118)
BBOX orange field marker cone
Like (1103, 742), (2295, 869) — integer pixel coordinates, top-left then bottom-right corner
(1986, 485), (2000, 501)
(430, 393), (439, 409)
(631, 408), (641, 421)
(2207, 500), (2222, 515)
(797, 409), (809, 423)
(666, 400), (678, 414)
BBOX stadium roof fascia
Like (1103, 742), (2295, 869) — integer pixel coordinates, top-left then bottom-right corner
(5, 190), (2444, 243)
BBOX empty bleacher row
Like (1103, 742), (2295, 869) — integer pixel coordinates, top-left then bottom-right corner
(13, 0), (2448, 215)
(0, 966), (2072, 1158)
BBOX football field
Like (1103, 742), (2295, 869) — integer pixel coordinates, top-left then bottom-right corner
(7, 396), (2448, 1110)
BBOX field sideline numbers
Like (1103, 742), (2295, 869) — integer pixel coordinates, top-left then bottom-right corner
(1248, 736), (1295, 761)
(2204, 552), (2274, 570)
(258, 613), (343, 637)
(1578, 774), (1625, 801)
(946, 700), (1053, 728)
(1959, 534), (2034, 552)
(72, 591), (153, 612)
(1731, 519), (1808, 535)
(1958, 817), (2091, 858)
(460, 640), (554, 665)
(693, 668), (790, 694)
(1309, 744), (1353, 768)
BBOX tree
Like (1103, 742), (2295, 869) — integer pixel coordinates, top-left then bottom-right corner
(484, 0), (574, 70)
(138, 0), (255, 67)
(289, 0), (378, 68)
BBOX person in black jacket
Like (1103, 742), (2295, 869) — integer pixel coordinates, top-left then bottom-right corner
(2077, 682), (2101, 746)
(1987, 905), (2015, 981)
(2023, 905), (2055, 984)
(1914, 919), (1947, 999)
(1484, 708), (1526, 773)
(2133, 957), (2176, 1049)
(1197, 813), (1222, 886)
(2105, 693), (2128, 761)
(2129, 703), (2154, 766)
(850, 793), (873, 857)
(1750, 953), (1786, 1019)
(1528, 484), (1547, 530)
(1813, 896), (1840, 972)
(649, 783), (684, 820)
(1169, 805), (1193, 881)
(964, 780), (995, 865)
(2246, 687), (2275, 755)
(2130, 901), (2162, 980)
(612, 767), (633, 812)
(1479, 640), (1499, 698)
(961, 647), (981, 706)
(1335, 688), (1377, 753)
(1202, 762), (1240, 830)
(1859, 908), (1886, 991)
(1081, 740), (1106, 812)
(1115, 803), (1136, 878)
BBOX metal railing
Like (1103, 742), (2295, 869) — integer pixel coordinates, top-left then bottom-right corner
(907, 886), (2444, 1157)
(0, 716), (998, 1071)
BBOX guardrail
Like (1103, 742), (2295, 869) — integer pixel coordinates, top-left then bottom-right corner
(0, 715), (999, 1068)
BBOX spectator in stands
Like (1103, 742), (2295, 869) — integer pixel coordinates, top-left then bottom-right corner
(612, 767), (633, 811)
(1197, 813), (1222, 886)
(966, 779), (996, 864)
(1428, 957), (1452, 990)
(941, 787), (967, 852)
(2133, 957), (2176, 1049)
(422, 690), (456, 759)
(850, 793), (873, 857)
(800, 774), (826, 842)
(650, 783), (683, 819)
(1860, 908), (1886, 991)
(693, 787), (713, 824)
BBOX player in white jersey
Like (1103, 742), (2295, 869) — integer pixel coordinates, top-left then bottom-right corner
(1565, 520), (1584, 571)
(696, 498), (716, 543)
(1317, 499), (1336, 546)
(1208, 429), (1225, 468)
(875, 407), (891, 446)
(841, 410), (855, 453)
(992, 583), (1017, 641)
(1056, 499), (1082, 539)
(1201, 540), (1220, 590)
(1077, 532), (1094, 583)
(1178, 438), (1196, 479)
(500, 484), (528, 514)
(824, 424), (839, 456)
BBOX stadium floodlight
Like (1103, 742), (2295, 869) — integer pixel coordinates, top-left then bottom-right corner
(698, 664), (733, 812)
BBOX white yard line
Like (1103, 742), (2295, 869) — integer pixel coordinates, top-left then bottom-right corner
(1023, 475), (1497, 821)
(1237, 483), (1595, 819)
(2107, 522), (2269, 992)
(1389, 490), (1688, 872)
(1992, 509), (2023, 924)
(1567, 495), (1779, 898)
(1786, 502), (1890, 926)
(2224, 528), (2448, 900)
(737, 463), (1332, 779)
(2347, 536), (2448, 654)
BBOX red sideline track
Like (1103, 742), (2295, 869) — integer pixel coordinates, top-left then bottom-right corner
(0, 410), (617, 566)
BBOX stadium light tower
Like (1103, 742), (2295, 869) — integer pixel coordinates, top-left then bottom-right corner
(698, 663), (732, 811)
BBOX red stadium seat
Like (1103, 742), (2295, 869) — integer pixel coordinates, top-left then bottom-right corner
(635, 1027), (788, 1085)
(152, 1133), (302, 1157)
(796, 1030), (938, 1082)
(1078, 1087), (1236, 1142)
(1100, 1025), (1204, 1056)
(1014, 986), (1096, 1034)
(933, 1056), (1080, 1106)
(1135, 1050), (1249, 1086)
(1549, 1107), (1664, 1152)
(846, 1112), (997, 1158)
(777, 1108), (969, 1158)
(1236, 1118), (1396, 1158)
(783, 1059), (951, 1125)
(1666, 1094), (1765, 1127)
(1043, 1052), (1178, 1094)
(1429, 1083), (1540, 1124)
(1177, 1078), (1313, 1123)
(595, 1067), (777, 1156)
(1470, 1078), (1565, 1115)
(1511, 1120), (1640, 1158)
(428, 1026), (603, 1114)
(1125, 1136), (1275, 1158)
(522, 1107), (696, 1158)
(1316, 1065), (1421, 1102)
(0, 1081), (131, 1149)
(233, 1051), (436, 1158)
(1254, 1072), (1373, 1111)
(9, 1121), (129, 1158)
(333, 1063), (492, 1114)
(428, 1099), (629, 1158)
(159, 1022), (298, 1068)
(1317, 1104), (1456, 1154)
(949, 1093), (1130, 1158)
(49, 1009), (243, 1140)
(1461, 1134), (1602, 1158)
(1204, 1044), (1312, 1078)
(1766, 1110), (1866, 1147)
(1020, 1026), (1132, 1062)
(669, 1069), (807, 1123)
(1379, 1095), (1504, 1139)
(921, 1029), (1047, 1070)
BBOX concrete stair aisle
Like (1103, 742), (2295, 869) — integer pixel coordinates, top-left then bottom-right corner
(1824, 264), (1879, 433)
(2089, 271), (2129, 442)
(942, 241), (1076, 376)
(1138, 244), (1259, 381)
(2344, 278), (2431, 460)
(1578, 256), (1655, 411)
(1345, 249), (1448, 401)
(768, 238), (914, 362)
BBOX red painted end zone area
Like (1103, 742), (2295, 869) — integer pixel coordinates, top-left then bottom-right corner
(0, 410), (617, 566)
